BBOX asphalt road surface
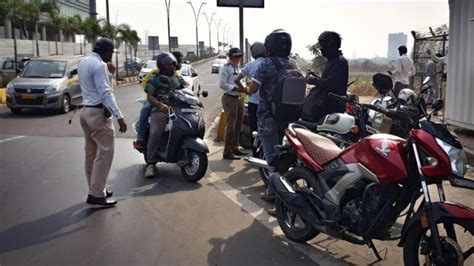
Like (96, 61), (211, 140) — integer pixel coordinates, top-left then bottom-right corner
(1, 59), (472, 265)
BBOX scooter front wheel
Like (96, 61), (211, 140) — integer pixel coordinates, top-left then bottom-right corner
(181, 150), (208, 182)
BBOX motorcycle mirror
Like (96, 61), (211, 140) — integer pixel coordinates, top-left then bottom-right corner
(432, 98), (444, 111)
(201, 90), (209, 98)
(422, 76), (430, 85)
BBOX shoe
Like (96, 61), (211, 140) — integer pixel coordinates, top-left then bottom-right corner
(145, 164), (155, 178)
(106, 190), (113, 198)
(266, 208), (277, 217)
(223, 154), (240, 160)
(233, 149), (248, 156)
(133, 140), (145, 150)
(86, 195), (117, 207)
(260, 193), (275, 204)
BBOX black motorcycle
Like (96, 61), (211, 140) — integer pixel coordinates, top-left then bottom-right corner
(133, 88), (209, 182)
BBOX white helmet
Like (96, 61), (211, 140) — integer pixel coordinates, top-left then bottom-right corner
(398, 88), (417, 105)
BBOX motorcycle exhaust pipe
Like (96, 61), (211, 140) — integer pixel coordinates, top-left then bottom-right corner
(244, 156), (270, 169)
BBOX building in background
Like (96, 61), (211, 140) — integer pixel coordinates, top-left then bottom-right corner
(387, 33), (408, 58)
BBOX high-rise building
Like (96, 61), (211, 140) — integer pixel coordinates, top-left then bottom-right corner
(387, 33), (407, 59)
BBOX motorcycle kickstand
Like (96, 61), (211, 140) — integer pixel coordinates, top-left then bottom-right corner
(367, 240), (386, 261)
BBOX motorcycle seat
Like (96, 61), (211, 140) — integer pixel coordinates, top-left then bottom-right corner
(294, 128), (342, 165)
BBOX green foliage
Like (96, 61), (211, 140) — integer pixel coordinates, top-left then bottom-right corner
(307, 43), (326, 75)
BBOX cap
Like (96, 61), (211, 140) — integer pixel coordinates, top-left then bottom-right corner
(227, 47), (243, 57)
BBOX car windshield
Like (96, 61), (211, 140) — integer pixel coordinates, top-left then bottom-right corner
(21, 60), (67, 78)
(144, 61), (156, 69)
(180, 66), (190, 76)
(213, 59), (227, 64)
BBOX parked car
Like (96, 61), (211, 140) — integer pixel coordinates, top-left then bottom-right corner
(0, 57), (30, 86)
(138, 60), (157, 83)
(124, 57), (144, 70)
(180, 63), (201, 93)
(6, 55), (84, 114)
(211, 58), (227, 73)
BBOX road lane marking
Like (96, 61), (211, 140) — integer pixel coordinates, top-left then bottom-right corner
(0, 135), (25, 144)
(204, 118), (342, 266)
(200, 83), (219, 87)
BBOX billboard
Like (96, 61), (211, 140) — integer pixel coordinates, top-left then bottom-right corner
(199, 41), (205, 49)
(148, 36), (159, 50)
(217, 0), (264, 8)
(170, 37), (179, 49)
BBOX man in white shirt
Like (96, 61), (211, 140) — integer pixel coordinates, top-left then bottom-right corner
(388, 45), (416, 97)
(78, 38), (127, 207)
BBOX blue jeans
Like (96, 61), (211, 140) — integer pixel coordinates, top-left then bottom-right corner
(137, 101), (152, 141)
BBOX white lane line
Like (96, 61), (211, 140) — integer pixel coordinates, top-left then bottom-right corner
(204, 118), (342, 266)
(0, 135), (26, 144)
(200, 83), (219, 87)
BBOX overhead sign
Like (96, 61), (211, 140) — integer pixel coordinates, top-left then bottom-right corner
(148, 36), (159, 50)
(199, 41), (205, 49)
(217, 0), (264, 8)
(170, 37), (179, 49)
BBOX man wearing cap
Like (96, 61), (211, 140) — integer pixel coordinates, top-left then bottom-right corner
(78, 38), (127, 207)
(219, 47), (248, 160)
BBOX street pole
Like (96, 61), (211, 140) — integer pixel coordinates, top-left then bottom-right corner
(106, 0), (110, 25)
(187, 1), (207, 57)
(213, 19), (222, 53)
(239, 0), (243, 53)
(165, 0), (171, 52)
(223, 23), (229, 52)
(203, 12), (215, 56)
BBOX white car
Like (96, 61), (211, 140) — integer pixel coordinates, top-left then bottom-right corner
(211, 58), (227, 73)
(180, 63), (200, 93)
(138, 60), (157, 83)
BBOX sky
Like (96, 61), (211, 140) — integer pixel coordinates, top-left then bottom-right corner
(96, 0), (449, 59)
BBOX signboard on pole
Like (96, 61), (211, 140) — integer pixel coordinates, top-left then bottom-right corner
(170, 37), (179, 49)
(217, 0), (264, 8)
(148, 36), (159, 50)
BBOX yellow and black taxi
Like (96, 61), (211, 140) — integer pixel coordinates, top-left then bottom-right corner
(6, 55), (84, 114)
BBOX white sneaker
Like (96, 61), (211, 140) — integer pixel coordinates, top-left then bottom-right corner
(145, 164), (155, 178)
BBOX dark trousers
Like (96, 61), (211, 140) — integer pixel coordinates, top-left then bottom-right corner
(393, 81), (408, 98)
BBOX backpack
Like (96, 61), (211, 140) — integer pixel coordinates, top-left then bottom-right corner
(263, 58), (306, 122)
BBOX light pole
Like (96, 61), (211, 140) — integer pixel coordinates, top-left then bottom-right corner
(222, 23), (229, 52)
(187, 1), (206, 57)
(203, 12), (215, 56)
(165, 0), (171, 52)
(213, 18), (222, 53)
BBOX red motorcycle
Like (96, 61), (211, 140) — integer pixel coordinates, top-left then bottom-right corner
(270, 96), (474, 265)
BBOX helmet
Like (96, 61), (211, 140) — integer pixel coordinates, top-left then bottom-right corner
(398, 88), (417, 105)
(155, 52), (177, 68)
(318, 31), (341, 58)
(227, 47), (243, 57)
(250, 42), (265, 59)
(93, 38), (115, 53)
(264, 29), (292, 57)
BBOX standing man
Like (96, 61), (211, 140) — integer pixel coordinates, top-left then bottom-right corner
(425, 58), (439, 104)
(247, 29), (296, 208)
(388, 45), (415, 97)
(219, 47), (248, 160)
(78, 38), (127, 207)
(303, 31), (348, 123)
(235, 42), (266, 154)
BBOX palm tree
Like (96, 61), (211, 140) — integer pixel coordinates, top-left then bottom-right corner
(82, 17), (102, 53)
(50, 11), (67, 54)
(23, 0), (58, 56)
(0, 0), (28, 69)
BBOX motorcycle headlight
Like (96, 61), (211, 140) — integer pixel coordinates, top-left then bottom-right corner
(436, 138), (467, 177)
(45, 86), (59, 94)
(6, 83), (15, 94)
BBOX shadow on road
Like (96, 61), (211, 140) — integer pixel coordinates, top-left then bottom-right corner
(0, 203), (101, 254)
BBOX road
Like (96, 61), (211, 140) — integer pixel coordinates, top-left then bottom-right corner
(1, 59), (473, 265)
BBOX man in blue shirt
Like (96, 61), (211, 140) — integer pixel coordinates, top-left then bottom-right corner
(235, 42), (266, 153)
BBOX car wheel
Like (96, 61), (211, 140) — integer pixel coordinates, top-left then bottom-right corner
(10, 108), (22, 114)
(61, 94), (71, 113)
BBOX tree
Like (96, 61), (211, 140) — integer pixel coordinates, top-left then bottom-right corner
(0, 0), (28, 69)
(23, 0), (58, 56)
(50, 11), (67, 54)
(307, 43), (326, 75)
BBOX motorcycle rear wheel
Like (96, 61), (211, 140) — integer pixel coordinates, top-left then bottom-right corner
(403, 218), (473, 265)
(276, 167), (320, 242)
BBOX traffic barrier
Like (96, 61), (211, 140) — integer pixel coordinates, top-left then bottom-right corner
(0, 88), (5, 104)
(216, 110), (227, 141)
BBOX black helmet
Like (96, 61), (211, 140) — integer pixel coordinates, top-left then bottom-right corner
(250, 42), (265, 59)
(318, 31), (341, 50)
(264, 29), (292, 57)
(93, 38), (115, 53)
(155, 52), (177, 68)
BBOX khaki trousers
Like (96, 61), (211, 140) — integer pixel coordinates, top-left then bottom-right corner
(80, 107), (115, 198)
(221, 94), (244, 156)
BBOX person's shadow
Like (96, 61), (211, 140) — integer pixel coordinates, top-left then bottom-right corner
(0, 203), (101, 254)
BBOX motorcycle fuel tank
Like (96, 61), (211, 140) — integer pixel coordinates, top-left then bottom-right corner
(339, 134), (409, 184)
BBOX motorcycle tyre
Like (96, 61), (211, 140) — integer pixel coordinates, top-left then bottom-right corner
(403, 218), (472, 266)
(276, 167), (320, 242)
(181, 150), (208, 182)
